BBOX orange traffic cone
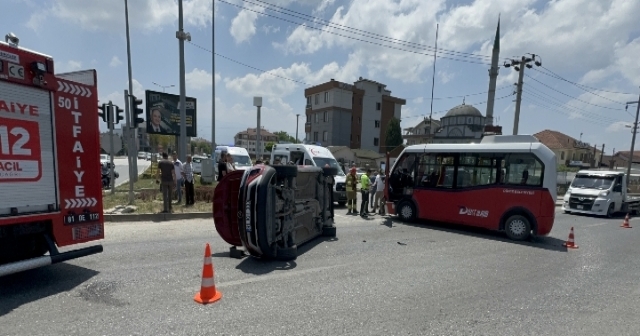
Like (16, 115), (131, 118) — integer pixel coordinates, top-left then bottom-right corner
(621, 214), (632, 228)
(194, 243), (223, 304)
(562, 227), (579, 249)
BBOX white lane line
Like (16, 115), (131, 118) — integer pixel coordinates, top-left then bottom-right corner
(584, 222), (608, 228)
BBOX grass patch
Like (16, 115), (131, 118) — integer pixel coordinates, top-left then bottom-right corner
(104, 163), (217, 214)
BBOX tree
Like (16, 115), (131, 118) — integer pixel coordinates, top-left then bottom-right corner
(274, 131), (296, 143)
(265, 142), (276, 152)
(385, 117), (403, 150)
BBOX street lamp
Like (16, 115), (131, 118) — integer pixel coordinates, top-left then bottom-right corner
(254, 97), (263, 160)
(152, 82), (175, 93)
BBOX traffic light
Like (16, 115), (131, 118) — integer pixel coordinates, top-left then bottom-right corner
(98, 103), (109, 123)
(115, 105), (124, 124)
(131, 95), (144, 128)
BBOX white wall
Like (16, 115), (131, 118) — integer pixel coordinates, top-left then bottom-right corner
(356, 81), (383, 152)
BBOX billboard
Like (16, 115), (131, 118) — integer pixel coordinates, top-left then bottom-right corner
(145, 90), (197, 137)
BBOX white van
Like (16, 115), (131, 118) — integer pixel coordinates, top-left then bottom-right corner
(191, 155), (208, 174)
(213, 146), (253, 176)
(270, 144), (347, 206)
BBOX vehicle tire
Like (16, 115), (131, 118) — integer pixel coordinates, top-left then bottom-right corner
(397, 201), (416, 222)
(275, 245), (298, 261)
(322, 167), (338, 176)
(322, 226), (337, 237)
(504, 214), (531, 241)
(607, 203), (615, 218)
(338, 202), (346, 206)
(273, 165), (298, 178)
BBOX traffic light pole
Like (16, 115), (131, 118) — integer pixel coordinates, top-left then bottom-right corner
(124, 89), (135, 205)
(108, 101), (116, 194)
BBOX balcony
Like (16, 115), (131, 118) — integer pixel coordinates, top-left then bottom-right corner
(304, 122), (312, 133)
(305, 103), (312, 110)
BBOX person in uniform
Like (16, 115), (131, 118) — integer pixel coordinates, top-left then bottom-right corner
(346, 167), (358, 215)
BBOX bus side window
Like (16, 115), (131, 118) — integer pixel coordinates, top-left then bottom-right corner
(504, 154), (544, 187)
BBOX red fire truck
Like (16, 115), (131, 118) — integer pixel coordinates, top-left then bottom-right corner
(0, 33), (104, 277)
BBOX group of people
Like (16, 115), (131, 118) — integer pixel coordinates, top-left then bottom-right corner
(156, 152), (196, 213)
(345, 167), (386, 218)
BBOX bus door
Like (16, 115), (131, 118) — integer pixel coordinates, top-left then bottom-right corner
(454, 154), (498, 228)
(412, 153), (458, 223)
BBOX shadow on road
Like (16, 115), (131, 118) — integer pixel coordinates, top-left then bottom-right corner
(385, 217), (568, 252)
(0, 263), (99, 317)
(235, 258), (297, 275)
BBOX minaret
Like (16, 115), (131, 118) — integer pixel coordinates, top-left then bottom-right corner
(485, 16), (500, 126)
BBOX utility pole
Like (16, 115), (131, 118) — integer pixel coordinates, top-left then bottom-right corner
(125, 89), (135, 204)
(211, 1), (216, 159)
(254, 97), (262, 160)
(107, 101), (116, 194)
(296, 114), (300, 143)
(504, 54), (542, 135)
(176, 0), (191, 162)
(625, 88), (640, 185)
(123, 0), (139, 183)
(591, 144), (597, 168)
(599, 144), (605, 170)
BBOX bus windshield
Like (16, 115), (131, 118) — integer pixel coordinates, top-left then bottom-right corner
(313, 157), (345, 176)
(570, 175), (615, 190)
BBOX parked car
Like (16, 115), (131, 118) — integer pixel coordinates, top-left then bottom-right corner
(192, 155), (207, 174)
(213, 164), (338, 260)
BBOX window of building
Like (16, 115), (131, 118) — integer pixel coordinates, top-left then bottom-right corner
(323, 111), (328, 122)
(358, 117), (361, 124)
(315, 94), (319, 105)
(374, 120), (380, 128)
(376, 102), (381, 110)
(323, 131), (328, 141)
(313, 132), (319, 141)
(374, 137), (379, 146)
(306, 133), (310, 141)
(356, 135), (360, 142)
(306, 96), (311, 106)
(314, 113), (318, 123)
(561, 151), (565, 160)
(324, 92), (329, 103)
(378, 85), (382, 92)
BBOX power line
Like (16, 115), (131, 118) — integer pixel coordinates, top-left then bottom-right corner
(188, 41), (507, 102)
(522, 90), (621, 124)
(217, 0), (492, 65)
(400, 92), (515, 124)
(537, 66), (635, 95)
(239, 0), (495, 62)
(521, 93), (620, 127)
(524, 74), (625, 111)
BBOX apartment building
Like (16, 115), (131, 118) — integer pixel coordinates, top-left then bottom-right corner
(304, 77), (406, 153)
(234, 127), (278, 158)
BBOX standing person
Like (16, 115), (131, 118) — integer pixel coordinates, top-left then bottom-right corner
(172, 152), (184, 205)
(226, 153), (236, 172)
(217, 151), (228, 181)
(346, 167), (358, 215)
(369, 171), (377, 211)
(156, 152), (176, 213)
(372, 172), (386, 214)
(183, 155), (195, 206)
(360, 169), (372, 218)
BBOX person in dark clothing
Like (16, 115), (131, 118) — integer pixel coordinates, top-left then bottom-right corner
(156, 152), (176, 213)
(217, 151), (228, 182)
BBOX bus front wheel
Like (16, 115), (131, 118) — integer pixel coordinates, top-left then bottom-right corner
(397, 201), (416, 222)
(504, 214), (531, 241)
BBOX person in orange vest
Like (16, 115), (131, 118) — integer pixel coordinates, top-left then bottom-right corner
(346, 167), (358, 214)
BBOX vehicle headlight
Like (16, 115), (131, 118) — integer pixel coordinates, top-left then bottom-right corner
(599, 190), (609, 197)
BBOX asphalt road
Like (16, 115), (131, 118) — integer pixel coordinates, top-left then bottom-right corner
(2, 209), (640, 336)
(113, 158), (151, 187)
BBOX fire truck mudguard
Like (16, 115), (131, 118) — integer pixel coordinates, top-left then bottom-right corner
(234, 165), (337, 261)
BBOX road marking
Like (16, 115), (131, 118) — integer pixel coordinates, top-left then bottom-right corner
(584, 222), (608, 228)
(213, 264), (349, 289)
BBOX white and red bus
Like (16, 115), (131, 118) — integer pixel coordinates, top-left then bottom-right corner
(384, 135), (557, 241)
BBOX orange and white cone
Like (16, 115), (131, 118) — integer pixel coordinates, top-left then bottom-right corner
(562, 227), (579, 249)
(194, 243), (223, 304)
(621, 214), (632, 228)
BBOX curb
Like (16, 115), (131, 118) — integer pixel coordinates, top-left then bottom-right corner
(104, 212), (212, 222)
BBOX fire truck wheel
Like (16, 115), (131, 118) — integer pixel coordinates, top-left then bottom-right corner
(504, 214), (531, 241)
(273, 165), (298, 178)
(397, 201), (416, 222)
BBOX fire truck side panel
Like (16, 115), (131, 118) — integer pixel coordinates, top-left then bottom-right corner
(53, 70), (104, 247)
(0, 74), (58, 216)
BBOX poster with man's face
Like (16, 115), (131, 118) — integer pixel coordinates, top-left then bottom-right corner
(145, 90), (197, 137)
